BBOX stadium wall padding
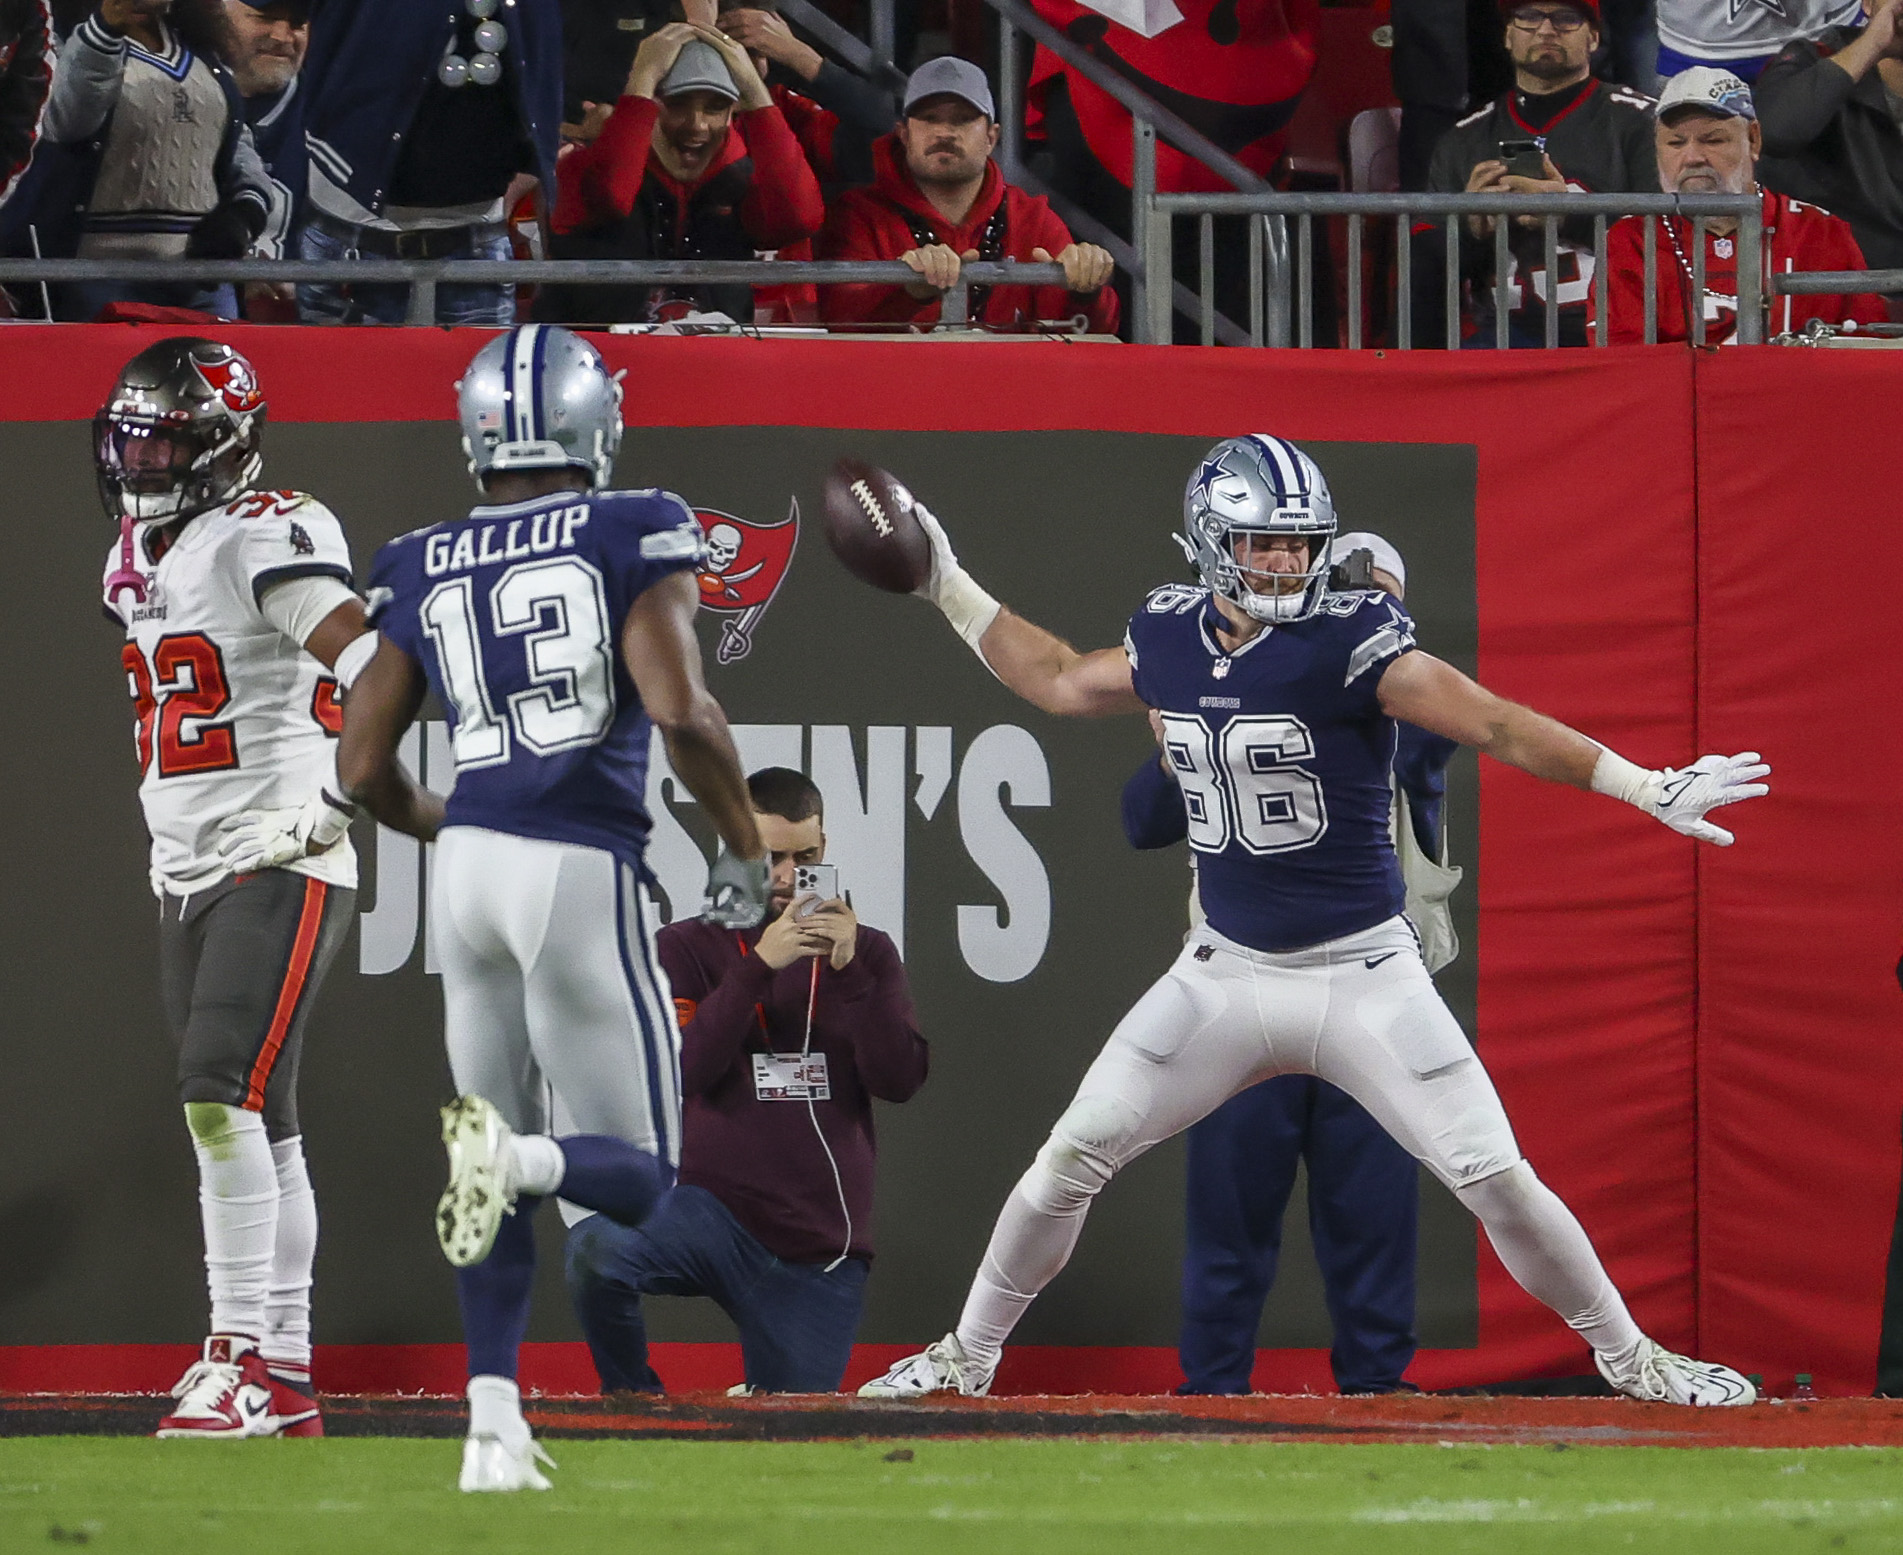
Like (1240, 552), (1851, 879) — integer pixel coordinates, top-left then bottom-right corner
(0, 329), (1890, 1397)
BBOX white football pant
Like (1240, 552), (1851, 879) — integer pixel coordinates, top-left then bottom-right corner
(954, 916), (1641, 1370)
(432, 827), (682, 1170)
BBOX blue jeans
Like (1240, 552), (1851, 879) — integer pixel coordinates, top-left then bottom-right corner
(294, 219), (514, 326)
(565, 1186), (869, 1394)
(1179, 1075), (1419, 1394)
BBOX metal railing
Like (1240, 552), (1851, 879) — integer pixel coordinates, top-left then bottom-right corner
(0, 256), (1076, 330)
(980, 0), (1277, 344)
(1143, 190), (1768, 347)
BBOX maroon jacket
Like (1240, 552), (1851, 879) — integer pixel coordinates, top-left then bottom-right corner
(659, 916), (927, 1266)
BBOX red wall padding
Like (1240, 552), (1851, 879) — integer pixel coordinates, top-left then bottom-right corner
(6, 329), (1886, 1393)
(1694, 349), (1903, 1396)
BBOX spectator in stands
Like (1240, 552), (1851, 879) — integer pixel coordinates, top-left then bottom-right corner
(539, 21), (822, 325)
(0, 0), (51, 209)
(566, 768), (928, 1396)
(1597, 68), (1884, 340)
(819, 57), (1118, 333)
(296, 0), (561, 326)
(1655, 0), (1858, 85)
(26, 0), (268, 321)
(1755, 0), (1903, 274)
(1413, 0), (1656, 346)
(222, 0), (305, 320)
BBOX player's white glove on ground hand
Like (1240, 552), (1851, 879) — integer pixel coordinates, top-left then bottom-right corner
(216, 789), (358, 874)
(911, 502), (1001, 654)
(702, 850), (770, 929)
(1592, 749), (1770, 847)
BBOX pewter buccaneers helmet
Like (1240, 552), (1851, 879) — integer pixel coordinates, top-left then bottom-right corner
(457, 324), (624, 490)
(94, 337), (266, 523)
(1179, 433), (1337, 624)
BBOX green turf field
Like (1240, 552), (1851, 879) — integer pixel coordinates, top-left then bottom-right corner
(4, 1439), (1901, 1554)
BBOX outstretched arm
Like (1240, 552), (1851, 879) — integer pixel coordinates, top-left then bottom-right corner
(622, 570), (763, 864)
(911, 504), (1145, 718)
(1378, 649), (1769, 845)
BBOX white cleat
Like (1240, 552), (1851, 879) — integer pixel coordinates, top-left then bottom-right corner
(857, 1333), (994, 1399)
(437, 1095), (520, 1268)
(459, 1433), (556, 1493)
(1596, 1338), (1757, 1406)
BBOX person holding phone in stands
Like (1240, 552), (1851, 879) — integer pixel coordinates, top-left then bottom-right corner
(565, 766), (929, 1395)
(1412, 0), (1659, 346)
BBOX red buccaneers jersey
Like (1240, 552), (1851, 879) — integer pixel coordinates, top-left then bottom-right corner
(1596, 188), (1886, 344)
(105, 489), (356, 895)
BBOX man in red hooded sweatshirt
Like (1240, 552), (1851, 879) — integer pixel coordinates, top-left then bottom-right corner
(818, 57), (1119, 332)
(538, 20), (822, 326)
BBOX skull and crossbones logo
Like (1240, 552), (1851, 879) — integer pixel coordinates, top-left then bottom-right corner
(701, 522), (764, 600)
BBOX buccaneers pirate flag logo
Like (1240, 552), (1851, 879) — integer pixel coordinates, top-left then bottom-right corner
(694, 500), (798, 664)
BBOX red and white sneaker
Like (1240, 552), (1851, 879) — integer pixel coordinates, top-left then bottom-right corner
(268, 1373), (323, 1438)
(155, 1336), (277, 1439)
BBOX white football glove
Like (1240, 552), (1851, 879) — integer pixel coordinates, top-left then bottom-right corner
(1593, 749), (1770, 847)
(910, 502), (1000, 654)
(701, 849), (770, 929)
(216, 788), (358, 875)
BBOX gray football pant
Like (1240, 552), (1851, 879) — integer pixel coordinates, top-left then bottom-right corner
(432, 827), (682, 1170)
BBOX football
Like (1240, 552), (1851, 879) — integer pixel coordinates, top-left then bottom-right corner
(821, 457), (933, 594)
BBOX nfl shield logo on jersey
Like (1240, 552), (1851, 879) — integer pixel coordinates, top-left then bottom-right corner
(693, 500), (800, 665)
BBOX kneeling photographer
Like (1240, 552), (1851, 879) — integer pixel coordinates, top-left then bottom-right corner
(567, 767), (928, 1394)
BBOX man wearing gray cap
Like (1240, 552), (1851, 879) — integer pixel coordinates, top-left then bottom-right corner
(1596, 66), (1883, 341)
(818, 56), (1118, 333)
(542, 19), (822, 324)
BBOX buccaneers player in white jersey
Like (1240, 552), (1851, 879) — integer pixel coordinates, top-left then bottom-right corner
(98, 339), (379, 1439)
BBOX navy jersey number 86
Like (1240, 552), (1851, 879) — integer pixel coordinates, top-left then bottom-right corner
(1125, 584), (1417, 952)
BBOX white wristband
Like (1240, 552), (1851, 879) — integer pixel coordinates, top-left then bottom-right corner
(1589, 748), (1664, 815)
(332, 629), (379, 691)
(933, 566), (1002, 655)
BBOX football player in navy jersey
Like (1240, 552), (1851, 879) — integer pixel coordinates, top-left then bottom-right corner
(861, 432), (1768, 1407)
(333, 325), (770, 1490)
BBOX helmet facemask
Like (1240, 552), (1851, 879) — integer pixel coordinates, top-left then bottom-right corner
(1180, 434), (1339, 626)
(93, 406), (261, 523)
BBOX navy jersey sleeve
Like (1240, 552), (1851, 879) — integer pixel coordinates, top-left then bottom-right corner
(1122, 753), (1189, 849)
(1336, 592), (1418, 717)
(589, 489), (707, 605)
(365, 534), (424, 661)
(1124, 584), (1208, 709)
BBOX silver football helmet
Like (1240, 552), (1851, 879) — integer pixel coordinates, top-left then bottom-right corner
(456, 324), (624, 490)
(1179, 433), (1337, 624)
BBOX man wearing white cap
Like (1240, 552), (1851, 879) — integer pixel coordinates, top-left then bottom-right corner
(1596, 67), (1884, 342)
(818, 57), (1119, 333)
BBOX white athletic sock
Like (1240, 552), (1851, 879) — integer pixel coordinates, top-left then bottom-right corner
(507, 1134), (565, 1198)
(186, 1103), (279, 1343)
(954, 1142), (1107, 1371)
(1455, 1162), (1644, 1360)
(467, 1374), (530, 1449)
(263, 1136), (318, 1379)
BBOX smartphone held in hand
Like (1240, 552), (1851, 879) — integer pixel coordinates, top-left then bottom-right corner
(793, 863), (840, 918)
